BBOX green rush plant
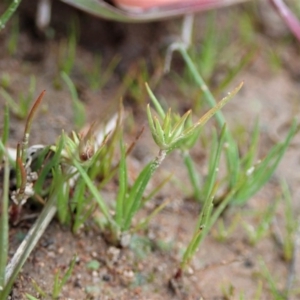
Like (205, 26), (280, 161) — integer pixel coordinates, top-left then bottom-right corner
(173, 119), (297, 278)
(73, 82), (242, 246)
(172, 46), (298, 205)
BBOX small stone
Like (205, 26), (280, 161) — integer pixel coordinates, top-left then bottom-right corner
(106, 246), (120, 265)
(57, 247), (64, 254)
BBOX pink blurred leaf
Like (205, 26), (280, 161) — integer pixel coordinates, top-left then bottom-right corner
(270, 0), (300, 41)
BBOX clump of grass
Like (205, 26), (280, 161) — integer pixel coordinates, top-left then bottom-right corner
(71, 82), (242, 246)
(122, 59), (163, 106)
(85, 54), (121, 91)
(1, 89), (95, 298)
(0, 75), (36, 119)
(174, 47), (297, 207)
(164, 46), (298, 283)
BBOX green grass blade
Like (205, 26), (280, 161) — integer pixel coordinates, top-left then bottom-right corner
(134, 198), (171, 232)
(72, 159), (115, 226)
(53, 165), (70, 224)
(61, 71), (86, 129)
(0, 106), (10, 162)
(178, 47), (225, 125)
(195, 12), (218, 80)
(153, 116), (166, 146)
(0, 88), (23, 118)
(146, 105), (162, 146)
(240, 119), (260, 170)
(33, 139), (64, 194)
(4, 195), (57, 299)
(1, 105), (9, 146)
(202, 125), (226, 200)
(162, 108), (172, 138)
(234, 120), (297, 204)
(72, 179), (88, 233)
(281, 180), (295, 261)
(145, 83), (165, 119)
(169, 110), (191, 141)
(217, 48), (256, 92)
(182, 151), (201, 201)
(179, 47), (240, 187)
(123, 162), (153, 230)
(186, 82), (243, 135)
(0, 0), (22, 31)
(181, 189), (214, 269)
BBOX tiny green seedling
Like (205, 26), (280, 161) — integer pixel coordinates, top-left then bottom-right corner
(242, 198), (280, 246)
(6, 15), (19, 55)
(213, 213), (240, 242)
(280, 181), (298, 262)
(0, 76), (36, 119)
(25, 255), (77, 300)
(58, 19), (79, 75)
(258, 258), (288, 300)
(85, 54), (121, 91)
(122, 59), (162, 106)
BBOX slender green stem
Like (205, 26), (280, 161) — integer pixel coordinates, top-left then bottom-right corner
(178, 46), (239, 186)
(1, 105), (9, 146)
(182, 151), (201, 201)
(21, 90), (45, 164)
(123, 149), (167, 230)
(0, 151), (10, 293)
(72, 160), (115, 226)
(0, 0), (22, 31)
(178, 46), (225, 126)
(4, 195), (57, 299)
